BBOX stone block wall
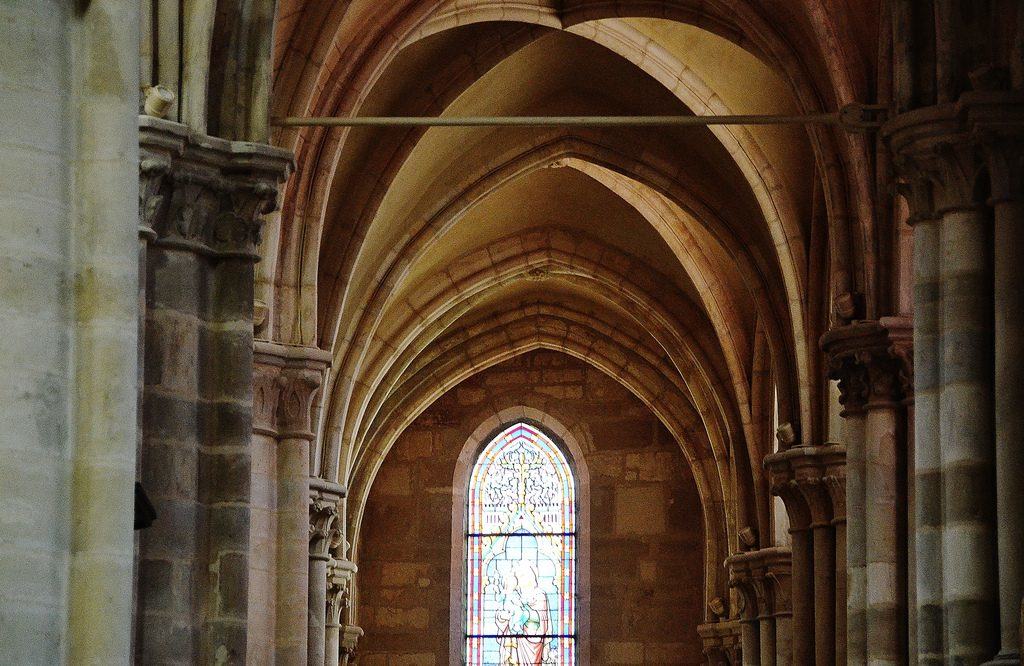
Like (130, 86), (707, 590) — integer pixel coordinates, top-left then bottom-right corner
(357, 350), (706, 664)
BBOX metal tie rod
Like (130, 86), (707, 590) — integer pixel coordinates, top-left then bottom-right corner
(271, 103), (885, 131)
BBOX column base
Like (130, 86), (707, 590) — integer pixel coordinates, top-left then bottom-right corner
(982, 652), (1021, 666)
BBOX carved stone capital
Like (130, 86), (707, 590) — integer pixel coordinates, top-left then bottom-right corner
(726, 547), (793, 620)
(822, 318), (913, 410)
(309, 497), (341, 561)
(327, 558), (357, 627)
(765, 444), (846, 531)
(310, 478), (346, 561)
(340, 625), (363, 659)
(253, 341), (331, 439)
(885, 105), (985, 215)
(697, 619), (742, 665)
(887, 92), (1024, 215)
(139, 116), (293, 260)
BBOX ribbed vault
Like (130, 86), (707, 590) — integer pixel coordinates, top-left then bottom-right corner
(260, 0), (882, 627)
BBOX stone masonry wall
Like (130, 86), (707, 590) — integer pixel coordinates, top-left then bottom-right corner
(357, 350), (706, 665)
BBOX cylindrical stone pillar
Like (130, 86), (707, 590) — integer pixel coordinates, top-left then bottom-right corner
(842, 407), (867, 665)
(775, 613), (793, 665)
(913, 212), (944, 664)
(865, 384), (902, 664)
(790, 528), (815, 664)
(325, 624), (340, 666)
(277, 438), (311, 663)
(939, 204), (999, 662)
(308, 554), (329, 665)
(741, 618), (760, 665)
(811, 522), (836, 666)
(832, 506), (847, 665)
(759, 615), (776, 666)
(990, 192), (1024, 664)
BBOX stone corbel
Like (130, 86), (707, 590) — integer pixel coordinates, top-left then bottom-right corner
(138, 116), (293, 260)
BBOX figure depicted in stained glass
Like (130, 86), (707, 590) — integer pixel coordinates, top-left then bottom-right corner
(494, 561), (550, 664)
(465, 422), (576, 665)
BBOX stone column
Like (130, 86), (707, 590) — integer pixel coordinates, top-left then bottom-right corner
(309, 482), (344, 665)
(824, 320), (912, 665)
(766, 445), (845, 665)
(984, 135), (1024, 666)
(253, 342), (331, 664)
(726, 547), (792, 666)
(938, 171), (998, 664)
(902, 173), (944, 664)
(886, 90), (1020, 666)
(136, 117), (291, 663)
(824, 458), (847, 665)
(325, 554), (357, 666)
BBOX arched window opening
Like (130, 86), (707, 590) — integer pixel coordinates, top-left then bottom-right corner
(465, 422), (577, 664)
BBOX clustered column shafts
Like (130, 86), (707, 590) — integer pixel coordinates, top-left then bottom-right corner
(823, 320), (912, 666)
(309, 482), (346, 665)
(885, 92), (1023, 666)
(764, 445), (845, 665)
(136, 117), (291, 663)
(726, 548), (793, 666)
(253, 341), (332, 664)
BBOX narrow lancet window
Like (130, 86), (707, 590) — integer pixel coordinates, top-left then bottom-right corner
(465, 422), (577, 664)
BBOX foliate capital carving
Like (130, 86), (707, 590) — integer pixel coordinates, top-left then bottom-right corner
(253, 341), (331, 439)
(139, 116), (292, 260)
(885, 106), (984, 215)
(726, 547), (793, 620)
(309, 496), (341, 561)
(765, 444), (846, 531)
(887, 92), (1024, 214)
(821, 318), (913, 410)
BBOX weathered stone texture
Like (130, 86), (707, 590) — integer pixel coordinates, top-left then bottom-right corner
(358, 351), (705, 664)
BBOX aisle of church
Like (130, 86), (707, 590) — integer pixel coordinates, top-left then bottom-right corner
(0, 1), (1022, 664)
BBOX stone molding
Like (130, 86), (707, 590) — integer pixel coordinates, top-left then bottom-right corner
(765, 445), (846, 531)
(253, 341), (332, 439)
(821, 317), (913, 413)
(697, 619), (742, 664)
(139, 115), (293, 260)
(885, 91), (1024, 217)
(726, 547), (793, 620)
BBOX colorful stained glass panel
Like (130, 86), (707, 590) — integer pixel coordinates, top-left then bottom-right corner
(465, 422), (576, 665)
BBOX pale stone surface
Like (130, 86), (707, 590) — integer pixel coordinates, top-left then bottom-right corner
(0, 1), (139, 664)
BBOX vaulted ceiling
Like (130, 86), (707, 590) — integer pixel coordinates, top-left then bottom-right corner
(261, 0), (883, 611)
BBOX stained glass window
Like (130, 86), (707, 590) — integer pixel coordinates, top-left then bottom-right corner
(465, 422), (576, 665)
